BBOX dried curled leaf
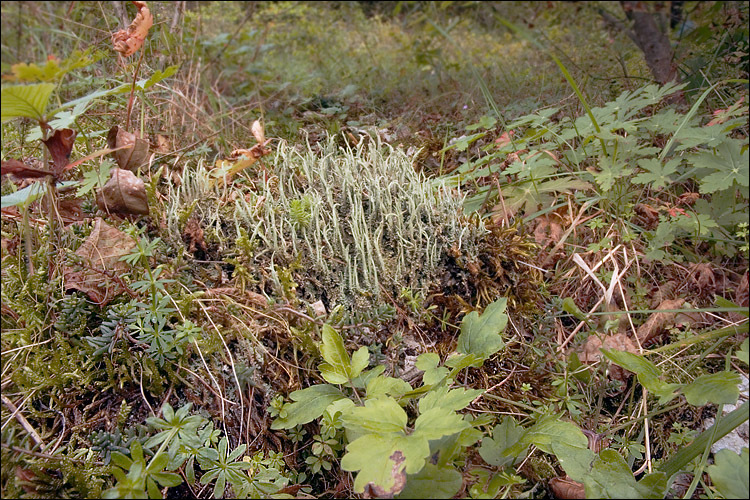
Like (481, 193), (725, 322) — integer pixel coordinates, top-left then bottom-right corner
(96, 167), (149, 217)
(107, 125), (149, 172)
(111, 1), (153, 57)
(63, 217), (137, 305)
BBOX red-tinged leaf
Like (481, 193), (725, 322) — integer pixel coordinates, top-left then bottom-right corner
(42, 128), (76, 175)
(1, 159), (52, 179)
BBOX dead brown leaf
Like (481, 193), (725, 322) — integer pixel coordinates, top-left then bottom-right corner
(182, 217), (207, 255)
(549, 476), (585, 499)
(111, 1), (153, 57)
(636, 298), (686, 346)
(96, 168), (149, 217)
(579, 332), (638, 383)
(634, 203), (659, 229)
(63, 218), (137, 305)
(107, 126), (149, 172)
(533, 214), (564, 248)
(688, 262), (715, 292)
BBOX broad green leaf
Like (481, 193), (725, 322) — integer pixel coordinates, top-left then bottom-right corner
(552, 440), (595, 481)
(341, 434), (407, 494)
(350, 346), (370, 379)
(1, 182), (46, 208)
(479, 417), (526, 467)
(270, 384), (344, 430)
(366, 376), (413, 399)
(444, 352), (482, 370)
(707, 448), (749, 499)
(457, 298), (507, 360)
(413, 407), (470, 440)
(504, 415), (588, 458)
(584, 449), (667, 499)
(319, 324), (352, 383)
(352, 365), (386, 389)
(737, 338), (749, 365)
(681, 371), (741, 406)
(415, 352), (448, 385)
(341, 397), (407, 435)
(1, 83), (55, 122)
(150, 471), (183, 488)
(602, 349), (683, 404)
(696, 139), (749, 194)
(633, 157), (682, 191)
(397, 463), (462, 499)
(418, 384), (482, 413)
(319, 363), (349, 384)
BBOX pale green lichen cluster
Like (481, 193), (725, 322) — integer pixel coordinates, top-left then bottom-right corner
(170, 134), (486, 309)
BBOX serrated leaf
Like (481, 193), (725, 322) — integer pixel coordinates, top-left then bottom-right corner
(707, 448), (749, 499)
(633, 157), (682, 191)
(583, 449), (667, 499)
(350, 346), (370, 379)
(319, 324), (352, 382)
(457, 298), (507, 361)
(319, 363), (349, 384)
(397, 463), (462, 499)
(341, 397), (407, 435)
(270, 384), (344, 430)
(696, 140), (749, 194)
(413, 407), (470, 440)
(1, 83), (56, 122)
(415, 352), (449, 385)
(341, 434), (413, 494)
(418, 384), (482, 413)
(681, 371), (741, 406)
(366, 376), (413, 399)
(503, 415), (588, 458)
(602, 349), (682, 404)
(479, 417), (526, 467)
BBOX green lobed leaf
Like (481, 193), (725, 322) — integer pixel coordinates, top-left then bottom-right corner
(1, 82), (56, 122)
(340, 434), (407, 494)
(270, 384), (344, 430)
(341, 397), (407, 435)
(366, 376), (413, 399)
(413, 407), (470, 441)
(479, 417), (526, 467)
(418, 384), (482, 413)
(456, 298), (507, 361)
(707, 448), (749, 499)
(319, 324), (352, 382)
(583, 449), (667, 499)
(397, 463), (462, 499)
(503, 415), (588, 458)
(415, 352), (448, 385)
(350, 346), (370, 379)
(681, 371), (741, 406)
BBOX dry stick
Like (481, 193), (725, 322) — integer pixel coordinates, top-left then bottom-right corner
(125, 47), (146, 132)
(1, 443), (105, 466)
(196, 298), (243, 443)
(1, 394), (45, 448)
